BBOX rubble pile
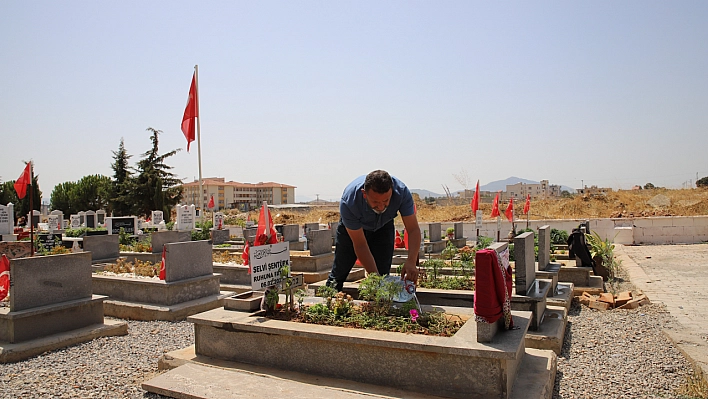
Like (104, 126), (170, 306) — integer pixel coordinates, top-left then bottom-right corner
(578, 290), (651, 311)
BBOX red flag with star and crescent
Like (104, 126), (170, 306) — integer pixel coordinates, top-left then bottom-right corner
(181, 72), (198, 152)
(505, 198), (514, 222)
(490, 192), (500, 218)
(1, 254), (10, 301)
(159, 245), (166, 280)
(471, 180), (480, 214)
(524, 194), (530, 215)
(14, 162), (31, 200)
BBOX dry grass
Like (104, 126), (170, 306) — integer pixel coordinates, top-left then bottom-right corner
(214, 188), (708, 224)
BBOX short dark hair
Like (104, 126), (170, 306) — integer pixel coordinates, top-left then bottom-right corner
(364, 170), (393, 194)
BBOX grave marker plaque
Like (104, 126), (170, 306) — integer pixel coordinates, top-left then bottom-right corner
(176, 205), (196, 230)
(37, 233), (62, 252)
(70, 215), (81, 229)
(96, 209), (106, 225)
(78, 211), (86, 226)
(213, 212), (225, 230)
(106, 216), (138, 235)
(250, 241), (291, 290)
(0, 204), (13, 235)
(85, 211), (96, 228)
(47, 215), (60, 233)
(151, 210), (164, 226)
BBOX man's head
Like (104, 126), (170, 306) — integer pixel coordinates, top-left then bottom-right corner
(362, 170), (393, 214)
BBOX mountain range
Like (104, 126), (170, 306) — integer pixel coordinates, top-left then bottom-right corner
(411, 177), (575, 198)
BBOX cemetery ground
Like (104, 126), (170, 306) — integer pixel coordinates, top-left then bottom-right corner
(0, 245), (706, 398)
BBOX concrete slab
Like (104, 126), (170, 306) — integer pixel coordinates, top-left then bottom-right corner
(510, 348), (557, 399)
(572, 276), (605, 296)
(0, 319), (127, 363)
(524, 306), (567, 355)
(148, 351), (448, 399)
(546, 282), (574, 312)
(152, 346), (556, 399)
(102, 291), (231, 321)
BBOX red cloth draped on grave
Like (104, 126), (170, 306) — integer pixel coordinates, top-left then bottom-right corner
(243, 203), (278, 272)
(474, 249), (513, 327)
(0, 254), (9, 301)
(159, 245), (166, 280)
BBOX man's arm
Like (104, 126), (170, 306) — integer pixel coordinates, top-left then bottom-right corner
(346, 227), (378, 275)
(400, 213), (420, 282)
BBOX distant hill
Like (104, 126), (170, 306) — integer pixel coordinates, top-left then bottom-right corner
(411, 189), (443, 198)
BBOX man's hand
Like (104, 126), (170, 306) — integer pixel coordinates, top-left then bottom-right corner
(400, 257), (418, 283)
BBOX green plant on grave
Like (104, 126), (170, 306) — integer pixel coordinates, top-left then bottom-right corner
(441, 241), (458, 260)
(475, 236), (493, 250)
(550, 228), (569, 245)
(118, 227), (132, 246)
(421, 259), (445, 281)
(586, 231), (619, 279)
(357, 273), (402, 317)
(315, 285), (338, 310)
(458, 246), (475, 262)
(264, 287), (280, 314)
(295, 289), (306, 310)
(165, 221), (175, 231)
(332, 291), (354, 317)
(446, 227), (455, 237)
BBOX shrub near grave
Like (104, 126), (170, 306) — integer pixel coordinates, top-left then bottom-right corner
(267, 273), (465, 337)
(413, 259), (475, 290)
(100, 258), (160, 277)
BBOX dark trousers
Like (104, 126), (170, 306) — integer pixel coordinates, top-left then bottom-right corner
(326, 219), (395, 291)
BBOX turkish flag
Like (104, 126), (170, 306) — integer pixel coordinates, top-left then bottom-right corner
(255, 203), (278, 246)
(14, 162), (31, 199)
(0, 254), (9, 301)
(159, 245), (166, 280)
(524, 194), (530, 215)
(490, 192), (500, 218)
(395, 231), (405, 248)
(471, 180), (480, 214)
(181, 72), (198, 152)
(505, 198), (514, 222)
(208, 195), (215, 209)
(242, 241), (251, 270)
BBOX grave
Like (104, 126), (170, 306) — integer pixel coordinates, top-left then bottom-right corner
(0, 204), (17, 241)
(47, 214), (62, 234)
(211, 229), (230, 245)
(0, 241), (31, 259)
(82, 234), (120, 263)
(169, 302), (538, 399)
(28, 210), (40, 229)
(92, 240), (230, 321)
(151, 230), (191, 254)
(423, 222), (447, 253)
(70, 214), (81, 229)
(78, 211), (86, 227)
(175, 205), (196, 231)
(242, 227), (257, 245)
(106, 216), (138, 235)
(0, 252), (127, 363)
(96, 209), (106, 225)
(509, 233), (550, 331)
(446, 221), (468, 248)
(152, 210), (164, 226)
(36, 233), (63, 253)
(85, 210), (97, 228)
(292, 228), (365, 283)
(281, 224), (305, 250)
(535, 225), (571, 309)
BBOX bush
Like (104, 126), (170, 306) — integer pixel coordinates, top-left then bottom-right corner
(550, 228), (569, 245)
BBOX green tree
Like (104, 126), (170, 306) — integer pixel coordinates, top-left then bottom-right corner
(697, 176), (708, 188)
(561, 190), (573, 198)
(110, 138), (134, 216)
(50, 175), (111, 214)
(132, 127), (183, 222)
(644, 183), (655, 190)
(50, 181), (78, 214)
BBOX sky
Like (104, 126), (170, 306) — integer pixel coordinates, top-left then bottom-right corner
(2, 1), (708, 204)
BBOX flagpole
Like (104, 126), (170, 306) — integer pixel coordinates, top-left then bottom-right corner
(29, 161), (34, 257)
(194, 65), (204, 223)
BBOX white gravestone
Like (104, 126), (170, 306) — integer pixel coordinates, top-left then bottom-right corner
(151, 210), (164, 226)
(213, 212), (225, 230)
(0, 204), (14, 235)
(96, 209), (106, 225)
(70, 214), (81, 229)
(176, 205), (196, 231)
(47, 215), (60, 233)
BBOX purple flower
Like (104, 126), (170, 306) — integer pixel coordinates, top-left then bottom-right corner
(409, 309), (419, 322)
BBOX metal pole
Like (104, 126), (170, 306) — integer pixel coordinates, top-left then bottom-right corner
(29, 161), (34, 257)
(194, 65), (204, 224)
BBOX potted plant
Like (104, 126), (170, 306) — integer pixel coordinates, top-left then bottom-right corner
(446, 227), (455, 239)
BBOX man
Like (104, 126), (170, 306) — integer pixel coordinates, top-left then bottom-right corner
(326, 170), (421, 291)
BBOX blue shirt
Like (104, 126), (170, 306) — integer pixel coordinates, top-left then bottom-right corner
(340, 175), (415, 231)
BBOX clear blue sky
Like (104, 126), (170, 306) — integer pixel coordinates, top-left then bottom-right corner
(2, 1), (707, 203)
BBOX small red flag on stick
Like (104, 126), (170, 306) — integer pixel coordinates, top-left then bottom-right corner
(471, 180), (480, 214)
(0, 254), (9, 301)
(524, 194), (530, 215)
(505, 198), (514, 222)
(159, 245), (166, 280)
(490, 192), (500, 218)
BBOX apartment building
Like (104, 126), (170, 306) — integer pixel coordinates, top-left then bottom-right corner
(181, 178), (296, 211)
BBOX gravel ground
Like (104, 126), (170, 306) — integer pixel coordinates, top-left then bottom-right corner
(0, 268), (702, 399)
(553, 266), (698, 399)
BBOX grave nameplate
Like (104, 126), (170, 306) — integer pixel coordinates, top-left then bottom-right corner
(475, 210), (483, 229)
(250, 241), (290, 290)
(85, 211), (96, 228)
(151, 210), (164, 226)
(107, 216), (137, 235)
(213, 212), (225, 230)
(176, 205), (196, 230)
(37, 233), (62, 252)
(47, 215), (61, 233)
(96, 209), (106, 225)
(0, 204), (13, 235)
(70, 215), (81, 229)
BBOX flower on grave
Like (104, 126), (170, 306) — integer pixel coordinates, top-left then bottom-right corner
(409, 309), (419, 322)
